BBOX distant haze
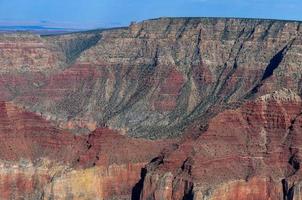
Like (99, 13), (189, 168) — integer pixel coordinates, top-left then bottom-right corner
(0, 0), (302, 30)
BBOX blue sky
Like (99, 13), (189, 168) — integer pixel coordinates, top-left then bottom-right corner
(0, 0), (301, 29)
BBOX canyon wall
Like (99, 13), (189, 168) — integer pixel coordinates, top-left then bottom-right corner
(140, 89), (302, 200)
(0, 17), (302, 199)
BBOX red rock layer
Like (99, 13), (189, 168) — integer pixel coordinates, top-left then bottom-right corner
(0, 102), (84, 163)
(141, 89), (302, 200)
(0, 101), (176, 199)
(153, 68), (185, 111)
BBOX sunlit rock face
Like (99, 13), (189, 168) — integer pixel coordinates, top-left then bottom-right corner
(0, 17), (302, 199)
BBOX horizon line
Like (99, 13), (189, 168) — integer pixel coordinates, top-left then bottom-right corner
(1, 16), (302, 33)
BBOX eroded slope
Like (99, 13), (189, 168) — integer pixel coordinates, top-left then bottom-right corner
(1, 18), (302, 139)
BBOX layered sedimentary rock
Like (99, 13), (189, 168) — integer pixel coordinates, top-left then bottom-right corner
(0, 33), (64, 72)
(0, 101), (175, 199)
(0, 17), (302, 199)
(1, 18), (302, 139)
(140, 89), (302, 200)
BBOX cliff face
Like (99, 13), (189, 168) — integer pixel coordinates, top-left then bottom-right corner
(140, 89), (302, 200)
(0, 17), (302, 199)
(0, 102), (175, 199)
(2, 18), (302, 139)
